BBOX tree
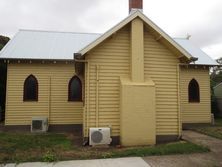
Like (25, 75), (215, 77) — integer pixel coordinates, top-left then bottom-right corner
(211, 58), (222, 86)
(0, 35), (10, 120)
(210, 57), (222, 117)
(0, 35), (9, 50)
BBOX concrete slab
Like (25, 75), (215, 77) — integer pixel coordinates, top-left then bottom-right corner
(143, 130), (222, 167)
(143, 153), (218, 167)
(3, 157), (150, 167)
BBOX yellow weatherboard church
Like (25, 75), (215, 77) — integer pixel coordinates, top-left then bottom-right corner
(0, 0), (218, 146)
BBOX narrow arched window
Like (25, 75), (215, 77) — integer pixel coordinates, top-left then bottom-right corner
(68, 76), (82, 101)
(23, 75), (38, 101)
(188, 79), (200, 103)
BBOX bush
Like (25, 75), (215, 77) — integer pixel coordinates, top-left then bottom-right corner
(42, 151), (57, 162)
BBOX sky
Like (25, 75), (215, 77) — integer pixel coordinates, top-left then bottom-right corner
(0, 0), (222, 59)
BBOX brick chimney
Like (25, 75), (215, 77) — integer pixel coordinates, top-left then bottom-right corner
(129, 0), (143, 13)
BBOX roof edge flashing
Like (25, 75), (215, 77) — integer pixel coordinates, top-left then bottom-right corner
(74, 53), (82, 60)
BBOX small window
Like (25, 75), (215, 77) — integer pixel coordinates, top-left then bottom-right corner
(188, 79), (200, 103)
(68, 76), (82, 101)
(24, 75), (38, 101)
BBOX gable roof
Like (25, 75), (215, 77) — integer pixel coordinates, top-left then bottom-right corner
(78, 10), (193, 60)
(0, 10), (218, 65)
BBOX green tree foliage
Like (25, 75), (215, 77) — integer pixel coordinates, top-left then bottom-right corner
(211, 57), (222, 85)
(0, 35), (9, 120)
(210, 57), (222, 117)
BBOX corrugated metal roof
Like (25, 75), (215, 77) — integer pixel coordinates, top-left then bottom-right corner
(0, 29), (218, 65)
(174, 38), (218, 65)
(0, 29), (101, 60)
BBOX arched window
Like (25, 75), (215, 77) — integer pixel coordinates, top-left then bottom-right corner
(23, 75), (38, 101)
(188, 79), (200, 103)
(68, 76), (82, 101)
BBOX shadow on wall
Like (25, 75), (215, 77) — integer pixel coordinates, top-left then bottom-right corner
(0, 63), (7, 122)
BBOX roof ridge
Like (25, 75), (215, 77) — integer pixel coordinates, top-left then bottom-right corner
(19, 29), (102, 35)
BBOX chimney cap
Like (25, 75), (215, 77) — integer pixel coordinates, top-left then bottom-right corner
(129, 0), (143, 14)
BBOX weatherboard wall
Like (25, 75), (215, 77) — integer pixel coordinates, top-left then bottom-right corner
(84, 20), (181, 138)
(144, 29), (180, 135)
(5, 63), (83, 125)
(180, 67), (211, 123)
(84, 25), (131, 137)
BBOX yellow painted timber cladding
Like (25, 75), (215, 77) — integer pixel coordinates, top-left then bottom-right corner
(180, 67), (211, 123)
(120, 78), (156, 146)
(144, 29), (180, 135)
(5, 63), (83, 125)
(120, 18), (156, 146)
(131, 18), (144, 82)
(84, 18), (182, 138)
(84, 26), (131, 137)
(6, 17), (213, 143)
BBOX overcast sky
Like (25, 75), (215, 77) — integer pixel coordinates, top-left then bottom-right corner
(0, 0), (222, 59)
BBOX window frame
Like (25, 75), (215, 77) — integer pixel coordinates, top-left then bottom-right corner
(23, 74), (38, 102)
(188, 78), (200, 103)
(68, 76), (82, 102)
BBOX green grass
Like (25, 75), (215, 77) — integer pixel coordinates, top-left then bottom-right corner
(0, 133), (209, 164)
(101, 141), (209, 158)
(0, 133), (72, 163)
(191, 118), (222, 140)
(0, 132), (72, 151)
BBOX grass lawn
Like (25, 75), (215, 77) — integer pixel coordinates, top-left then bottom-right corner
(0, 132), (209, 164)
(190, 118), (222, 140)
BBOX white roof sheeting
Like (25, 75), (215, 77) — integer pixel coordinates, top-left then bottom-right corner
(0, 30), (101, 60)
(0, 29), (218, 65)
(174, 38), (218, 66)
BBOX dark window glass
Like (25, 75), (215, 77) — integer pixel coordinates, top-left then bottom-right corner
(68, 76), (82, 101)
(188, 79), (200, 103)
(24, 75), (38, 101)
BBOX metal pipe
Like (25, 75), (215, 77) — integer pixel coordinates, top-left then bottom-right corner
(96, 65), (99, 127)
(74, 58), (90, 139)
(177, 64), (181, 139)
(86, 62), (90, 137)
(48, 76), (51, 124)
(4, 64), (9, 125)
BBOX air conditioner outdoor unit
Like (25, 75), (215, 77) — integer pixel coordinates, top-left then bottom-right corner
(31, 117), (48, 132)
(89, 127), (112, 146)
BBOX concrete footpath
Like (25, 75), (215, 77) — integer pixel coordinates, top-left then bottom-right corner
(2, 157), (150, 167)
(144, 130), (222, 167)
